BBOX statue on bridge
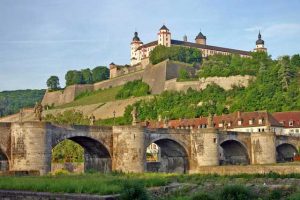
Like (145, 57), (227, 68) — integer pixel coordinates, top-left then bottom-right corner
(34, 102), (43, 121)
(89, 114), (96, 125)
(207, 113), (214, 128)
(131, 106), (139, 126)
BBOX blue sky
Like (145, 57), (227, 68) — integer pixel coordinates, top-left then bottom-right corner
(0, 0), (300, 91)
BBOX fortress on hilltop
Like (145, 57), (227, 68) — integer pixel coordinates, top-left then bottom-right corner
(109, 25), (267, 78)
(41, 25), (267, 107)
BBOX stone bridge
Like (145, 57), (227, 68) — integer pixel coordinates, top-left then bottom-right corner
(0, 122), (299, 175)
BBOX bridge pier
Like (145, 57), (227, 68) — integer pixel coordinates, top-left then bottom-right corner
(112, 126), (145, 173)
(10, 122), (52, 175)
(190, 128), (219, 173)
(250, 132), (276, 165)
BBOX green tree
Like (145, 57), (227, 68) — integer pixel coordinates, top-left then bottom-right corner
(81, 68), (93, 84)
(46, 76), (60, 91)
(149, 45), (202, 65)
(278, 56), (293, 91)
(291, 54), (300, 68)
(92, 66), (109, 83)
(116, 80), (150, 99)
(52, 140), (84, 163)
(65, 70), (84, 86)
(178, 68), (190, 80)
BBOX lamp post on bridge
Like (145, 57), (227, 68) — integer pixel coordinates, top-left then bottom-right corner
(113, 110), (116, 126)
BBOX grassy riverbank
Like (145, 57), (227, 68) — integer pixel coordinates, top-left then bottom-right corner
(0, 172), (300, 199)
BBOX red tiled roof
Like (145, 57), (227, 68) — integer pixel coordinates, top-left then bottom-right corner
(144, 111), (284, 129)
(273, 111), (300, 128)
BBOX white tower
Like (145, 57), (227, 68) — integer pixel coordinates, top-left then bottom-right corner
(254, 31), (267, 53)
(158, 25), (171, 47)
(130, 32), (143, 66)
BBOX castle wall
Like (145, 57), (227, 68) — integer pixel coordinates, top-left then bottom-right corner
(164, 75), (253, 92)
(94, 70), (144, 91)
(42, 84), (94, 106)
(41, 61), (253, 107)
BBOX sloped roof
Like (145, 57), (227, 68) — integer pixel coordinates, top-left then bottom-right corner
(144, 111), (284, 129)
(273, 111), (300, 128)
(160, 25), (169, 31)
(195, 32), (206, 40)
(171, 40), (251, 56)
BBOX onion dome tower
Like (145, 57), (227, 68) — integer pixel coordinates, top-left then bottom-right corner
(130, 32), (143, 65)
(254, 31), (267, 52)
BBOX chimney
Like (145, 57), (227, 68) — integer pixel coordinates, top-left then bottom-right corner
(237, 111), (241, 119)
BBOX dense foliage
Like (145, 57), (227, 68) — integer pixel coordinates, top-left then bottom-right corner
(46, 76), (60, 91)
(149, 45), (202, 65)
(65, 66), (109, 86)
(52, 140), (84, 163)
(116, 80), (150, 99)
(0, 89), (45, 117)
(44, 110), (89, 125)
(130, 53), (300, 121)
(197, 52), (271, 77)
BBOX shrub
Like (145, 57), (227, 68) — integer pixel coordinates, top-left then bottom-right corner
(149, 45), (202, 65)
(119, 180), (149, 200)
(268, 190), (282, 200)
(116, 80), (150, 99)
(287, 192), (300, 200)
(219, 185), (252, 200)
(178, 68), (190, 81)
(192, 192), (215, 200)
(53, 169), (70, 176)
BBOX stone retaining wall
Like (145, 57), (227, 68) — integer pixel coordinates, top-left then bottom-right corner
(164, 75), (253, 92)
(0, 190), (118, 200)
(195, 164), (300, 175)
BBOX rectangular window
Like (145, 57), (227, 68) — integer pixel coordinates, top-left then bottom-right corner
(238, 120), (242, 126)
(258, 119), (263, 125)
(249, 119), (253, 125)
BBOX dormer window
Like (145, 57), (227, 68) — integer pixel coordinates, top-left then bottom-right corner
(258, 118), (263, 125)
(249, 119), (253, 125)
(289, 121), (294, 126)
(238, 120), (242, 126)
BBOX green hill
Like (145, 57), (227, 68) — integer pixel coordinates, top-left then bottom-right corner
(0, 89), (45, 117)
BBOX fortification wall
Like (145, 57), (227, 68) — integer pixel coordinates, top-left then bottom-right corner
(142, 61), (167, 94)
(164, 75), (253, 92)
(42, 84), (94, 106)
(94, 70), (144, 91)
(41, 60), (253, 107)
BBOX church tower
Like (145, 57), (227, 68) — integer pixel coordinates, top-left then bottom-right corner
(254, 31), (267, 52)
(158, 25), (171, 47)
(195, 31), (207, 45)
(130, 32), (143, 66)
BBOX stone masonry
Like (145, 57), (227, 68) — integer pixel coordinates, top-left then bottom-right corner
(0, 122), (299, 175)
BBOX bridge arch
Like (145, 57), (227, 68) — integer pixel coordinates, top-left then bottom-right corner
(219, 139), (250, 165)
(276, 143), (298, 162)
(52, 136), (112, 173)
(0, 147), (9, 172)
(145, 137), (189, 173)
